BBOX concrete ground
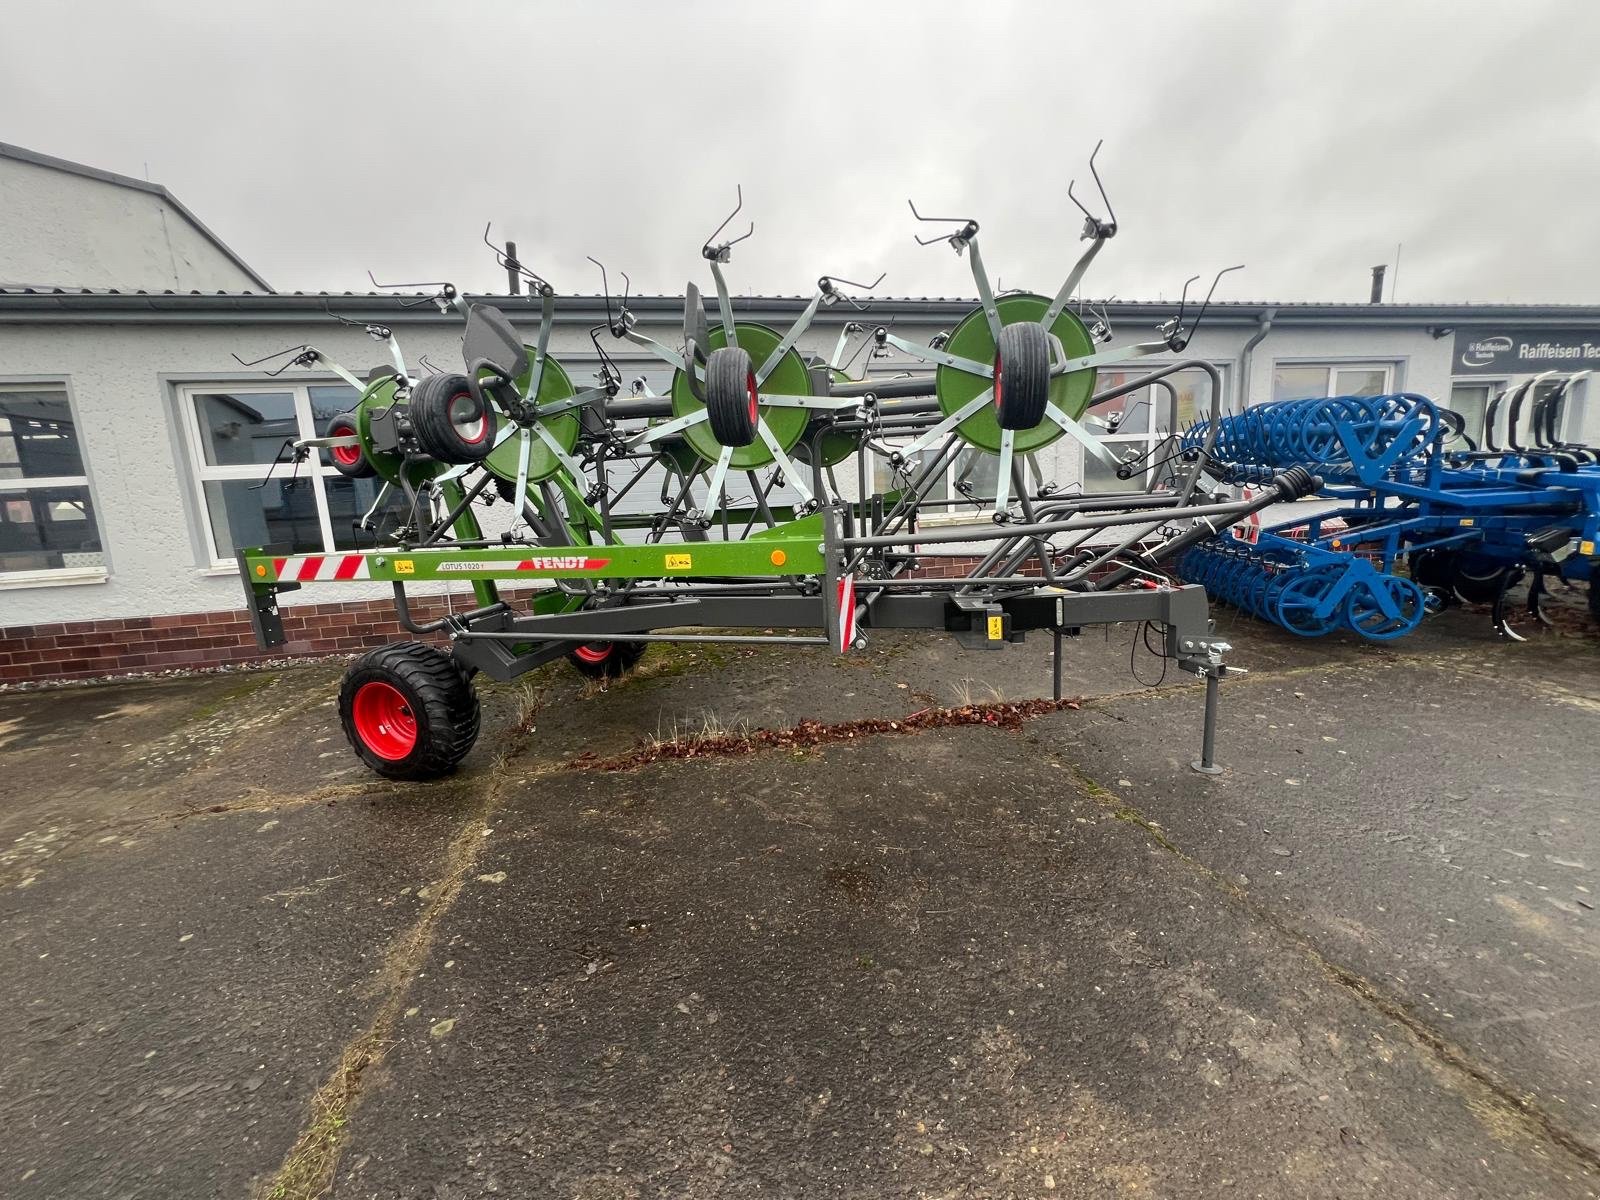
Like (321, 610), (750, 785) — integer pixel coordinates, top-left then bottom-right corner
(2, 597), (1598, 1198)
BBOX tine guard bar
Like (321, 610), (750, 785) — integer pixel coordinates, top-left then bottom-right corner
(838, 468), (1319, 557)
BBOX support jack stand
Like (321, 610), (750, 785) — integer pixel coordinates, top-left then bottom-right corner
(1189, 662), (1238, 775)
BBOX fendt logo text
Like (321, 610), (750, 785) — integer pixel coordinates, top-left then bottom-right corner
(434, 557), (612, 572)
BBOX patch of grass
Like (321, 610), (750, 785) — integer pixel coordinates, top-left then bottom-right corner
(258, 706), (552, 1198)
(649, 710), (751, 746)
(513, 682), (547, 737)
(189, 674), (274, 722)
(601, 641), (736, 693)
(950, 677), (1008, 707)
(264, 1041), (371, 1199)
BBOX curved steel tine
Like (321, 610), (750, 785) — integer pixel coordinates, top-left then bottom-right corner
(819, 272), (887, 311)
(702, 185), (754, 259)
(1174, 264), (1245, 350)
(483, 222), (553, 295)
(1171, 275), (1200, 331)
(587, 323), (623, 391)
(587, 256), (631, 337)
(823, 272), (887, 292)
(840, 319), (890, 376)
(908, 200), (978, 246)
(1066, 142), (1117, 238)
(367, 270), (458, 309)
(367, 270), (452, 293)
(907, 199), (971, 225)
(231, 344), (316, 376)
(1087, 139), (1117, 232)
(320, 301), (391, 340)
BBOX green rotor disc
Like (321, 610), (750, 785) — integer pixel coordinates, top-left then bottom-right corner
(934, 293), (1097, 455)
(354, 376), (446, 487)
(670, 322), (811, 468)
(483, 353), (581, 486)
(792, 369), (863, 468)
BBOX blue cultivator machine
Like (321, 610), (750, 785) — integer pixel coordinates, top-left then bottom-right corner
(1175, 377), (1600, 641)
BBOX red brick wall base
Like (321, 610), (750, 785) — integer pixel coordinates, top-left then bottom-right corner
(0, 557), (1056, 685)
(0, 593), (474, 685)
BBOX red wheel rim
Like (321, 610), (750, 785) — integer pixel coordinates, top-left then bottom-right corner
(745, 370), (760, 425)
(573, 642), (612, 665)
(332, 440), (362, 466)
(450, 392), (489, 445)
(993, 353), (1004, 411)
(351, 681), (417, 760)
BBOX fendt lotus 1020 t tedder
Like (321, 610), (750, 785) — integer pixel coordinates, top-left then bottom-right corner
(235, 149), (1318, 780)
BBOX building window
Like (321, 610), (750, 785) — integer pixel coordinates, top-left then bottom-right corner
(872, 444), (1005, 515)
(1270, 362), (1394, 402)
(180, 383), (403, 565)
(0, 386), (106, 579)
(1081, 366), (1220, 493)
(1446, 381), (1498, 446)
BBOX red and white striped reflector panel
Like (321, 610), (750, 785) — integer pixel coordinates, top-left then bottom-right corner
(836, 573), (857, 653)
(273, 554), (372, 582)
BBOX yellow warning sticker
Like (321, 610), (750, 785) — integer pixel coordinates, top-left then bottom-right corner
(1583, 540), (1596, 556)
(665, 553), (693, 571)
(987, 615), (1004, 641)
(1459, 518), (1474, 527)
(395, 560), (415, 574)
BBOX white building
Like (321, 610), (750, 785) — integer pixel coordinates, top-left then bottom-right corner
(0, 140), (269, 294)
(2, 142), (1597, 681)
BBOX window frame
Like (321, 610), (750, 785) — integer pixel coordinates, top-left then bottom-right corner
(1446, 377), (1505, 447)
(1078, 360), (1232, 495)
(1267, 359), (1399, 405)
(0, 377), (110, 587)
(178, 380), (364, 567)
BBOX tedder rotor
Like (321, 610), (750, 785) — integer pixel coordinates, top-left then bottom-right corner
(235, 148), (1317, 780)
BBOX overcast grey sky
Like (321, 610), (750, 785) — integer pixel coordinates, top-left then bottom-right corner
(3, 0), (1597, 304)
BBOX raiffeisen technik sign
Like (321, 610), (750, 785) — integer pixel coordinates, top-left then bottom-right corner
(1454, 329), (1600, 374)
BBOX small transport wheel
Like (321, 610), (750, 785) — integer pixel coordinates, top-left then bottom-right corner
(993, 321), (1051, 430)
(704, 346), (760, 447)
(339, 641), (480, 780)
(410, 372), (494, 463)
(327, 411), (376, 478)
(565, 640), (647, 680)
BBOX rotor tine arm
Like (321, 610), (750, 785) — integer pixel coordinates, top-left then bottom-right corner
(896, 390), (993, 459)
(1041, 237), (1110, 330)
(966, 239), (1004, 343)
(314, 353), (374, 392)
(702, 444), (736, 513)
(993, 429), (1015, 513)
(707, 259), (739, 349)
(512, 428), (534, 515)
(756, 289), (826, 384)
(627, 407), (709, 448)
(1042, 403), (1126, 470)
(753, 421), (815, 505)
(531, 418), (588, 482)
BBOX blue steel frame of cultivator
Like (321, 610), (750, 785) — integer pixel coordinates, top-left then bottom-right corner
(1177, 390), (1600, 641)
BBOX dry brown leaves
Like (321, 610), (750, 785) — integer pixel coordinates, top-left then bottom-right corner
(569, 696), (1083, 773)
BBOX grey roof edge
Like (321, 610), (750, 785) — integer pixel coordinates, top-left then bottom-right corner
(0, 141), (273, 293)
(0, 288), (1597, 328)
